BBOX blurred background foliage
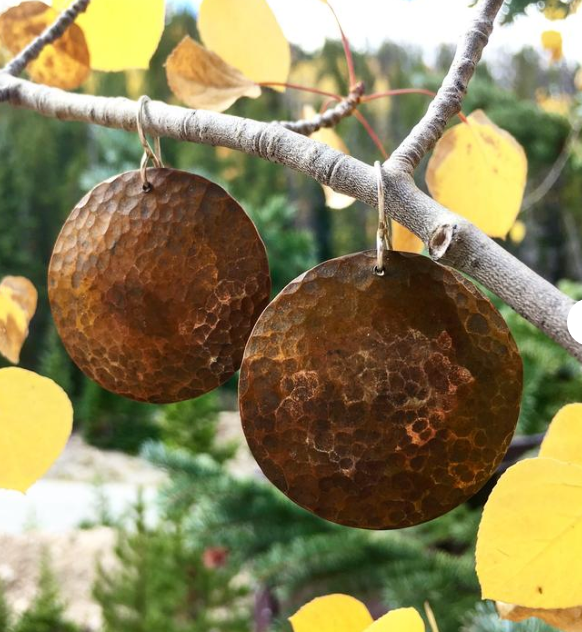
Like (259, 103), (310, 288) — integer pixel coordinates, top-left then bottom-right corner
(0, 4), (581, 632)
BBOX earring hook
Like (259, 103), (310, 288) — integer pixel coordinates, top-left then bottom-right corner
(373, 161), (392, 276)
(136, 95), (164, 191)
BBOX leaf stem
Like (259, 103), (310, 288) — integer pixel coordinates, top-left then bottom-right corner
(353, 110), (388, 160)
(258, 81), (342, 100)
(324, 1), (357, 88)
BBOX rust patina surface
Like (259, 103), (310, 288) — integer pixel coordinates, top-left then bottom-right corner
(239, 251), (522, 529)
(49, 168), (271, 403)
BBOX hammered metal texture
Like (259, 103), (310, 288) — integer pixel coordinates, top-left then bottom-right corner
(239, 251), (522, 529)
(49, 169), (271, 403)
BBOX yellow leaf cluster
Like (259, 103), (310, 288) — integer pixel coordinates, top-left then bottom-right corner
(426, 110), (527, 238)
(53, 0), (165, 72)
(0, 367), (73, 492)
(289, 594), (425, 632)
(0, 1), (89, 88)
(477, 404), (582, 629)
(541, 30), (563, 62)
(0, 276), (37, 364)
(543, 0), (581, 20)
(0, 0), (165, 86)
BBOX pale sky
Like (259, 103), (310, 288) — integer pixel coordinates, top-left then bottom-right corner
(1, 0), (581, 68)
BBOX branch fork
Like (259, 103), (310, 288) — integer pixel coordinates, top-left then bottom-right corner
(0, 0), (580, 361)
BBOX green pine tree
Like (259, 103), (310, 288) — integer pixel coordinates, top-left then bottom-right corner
(14, 552), (79, 632)
(0, 580), (12, 632)
(159, 392), (237, 463)
(94, 492), (250, 632)
(38, 323), (73, 395)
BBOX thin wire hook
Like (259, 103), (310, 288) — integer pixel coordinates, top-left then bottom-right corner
(373, 160), (392, 276)
(136, 95), (164, 191)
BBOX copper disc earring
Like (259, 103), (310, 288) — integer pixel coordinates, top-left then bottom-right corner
(239, 162), (522, 530)
(49, 96), (271, 403)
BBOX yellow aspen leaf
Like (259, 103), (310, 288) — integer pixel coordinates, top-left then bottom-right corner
(498, 601), (582, 632)
(539, 403), (582, 465)
(289, 594), (373, 632)
(198, 0), (290, 90)
(0, 276), (37, 364)
(476, 457), (582, 609)
(303, 105), (356, 210)
(575, 69), (582, 91)
(166, 36), (261, 112)
(0, 367), (73, 492)
(392, 221), (424, 254)
(426, 110), (527, 238)
(52, 0), (165, 72)
(0, 1), (89, 89)
(509, 220), (526, 244)
(541, 30), (563, 62)
(364, 608), (425, 632)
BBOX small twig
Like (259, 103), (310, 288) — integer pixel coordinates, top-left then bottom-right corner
(389, 0), (504, 172)
(3, 0), (92, 77)
(258, 81), (341, 101)
(522, 118), (582, 211)
(278, 82), (364, 135)
(324, 0), (357, 88)
(353, 109), (388, 159)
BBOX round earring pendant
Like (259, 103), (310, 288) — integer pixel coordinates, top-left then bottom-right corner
(239, 251), (522, 529)
(49, 168), (271, 403)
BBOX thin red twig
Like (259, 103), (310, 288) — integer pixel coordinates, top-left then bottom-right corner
(353, 110), (389, 160)
(362, 88), (437, 102)
(259, 82), (342, 100)
(324, 1), (357, 89)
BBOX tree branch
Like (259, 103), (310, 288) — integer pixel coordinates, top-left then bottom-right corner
(3, 0), (91, 77)
(388, 0), (503, 172)
(0, 73), (579, 361)
(0, 0), (579, 363)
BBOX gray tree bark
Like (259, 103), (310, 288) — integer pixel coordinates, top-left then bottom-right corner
(0, 0), (580, 361)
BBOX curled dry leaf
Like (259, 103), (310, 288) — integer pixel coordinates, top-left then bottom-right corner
(53, 0), (165, 72)
(166, 36), (261, 112)
(0, 276), (38, 364)
(426, 110), (527, 238)
(0, 1), (89, 89)
(0, 367), (73, 492)
(198, 0), (290, 89)
(498, 601), (582, 632)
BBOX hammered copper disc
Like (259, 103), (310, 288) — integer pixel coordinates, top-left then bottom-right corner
(49, 168), (271, 403)
(239, 251), (522, 529)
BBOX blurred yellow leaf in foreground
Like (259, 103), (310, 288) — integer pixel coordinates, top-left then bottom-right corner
(477, 403), (582, 630)
(289, 593), (425, 632)
(0, 367), (73, 492)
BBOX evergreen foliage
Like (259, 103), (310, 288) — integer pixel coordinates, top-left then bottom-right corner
(0, 581), (11, 632)
(159, 392), (237, 463)
(14, 553), (80, 632)
(93, 492), (250, 632)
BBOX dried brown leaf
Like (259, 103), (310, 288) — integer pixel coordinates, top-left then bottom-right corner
(0, 276), (38, 364)
(498, 602), (582, 632)
(166, 36), (261, 112)
(0, 1), (90, 89)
